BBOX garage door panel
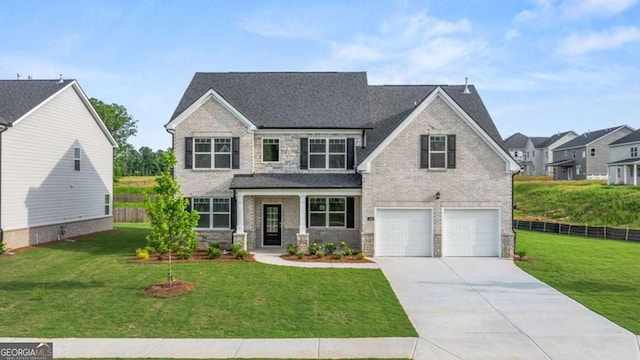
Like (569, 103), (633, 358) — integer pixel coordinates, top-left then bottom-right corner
(443, 209), (500, 257)
(376, 209), (432, 256)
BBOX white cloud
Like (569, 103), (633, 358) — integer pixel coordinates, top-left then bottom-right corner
(329, 42), (385, 63)
(558, 26), (640, 55)
(504, 28), (520, 41)
(514, 0), (637, 23)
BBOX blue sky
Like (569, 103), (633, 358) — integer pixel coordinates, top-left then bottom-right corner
(2, 0), (639, 150)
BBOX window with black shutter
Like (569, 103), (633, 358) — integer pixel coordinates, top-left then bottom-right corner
(300, 138), (308, 169)
(184, 137), (193, 169)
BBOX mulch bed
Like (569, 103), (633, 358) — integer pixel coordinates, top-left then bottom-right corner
(132, 249), (255, 263)
(280, 254), (373, 263)
(145, 280), (196, 298)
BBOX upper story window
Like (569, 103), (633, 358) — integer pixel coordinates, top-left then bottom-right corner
(309, 138), (346, 169)
(420, 135), (456, 170)
(590, 148), (596, 157)
(74, 147), (81, 171)
(262, 138), (280, 162)
(545, 150), (549, 158)
(582, 149), (586, 158)
(572, 150), (576, 159)
(564, 150), (568, 157)
(184, 137), (239, 170)
(631, 147), (638, 158)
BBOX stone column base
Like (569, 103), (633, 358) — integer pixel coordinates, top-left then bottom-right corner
(361, 233), (374, 257)
(233, 232), (248, 251)
(296, 233), (309, 253)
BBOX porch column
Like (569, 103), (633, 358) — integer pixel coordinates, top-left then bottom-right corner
(298, 195), (306, 235)
(635, 164), (638, 186)
(624, 165), (628, 185)
(236, 193), (245, 233)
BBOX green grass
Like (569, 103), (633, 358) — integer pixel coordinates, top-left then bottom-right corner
(515, 230), (640, 333)
(114, 201), (145, 208)
(0, 224), (416, 339)
(514, 178), (640, 228)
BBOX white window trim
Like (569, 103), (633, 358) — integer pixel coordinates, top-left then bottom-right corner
(631, 147), (638, 158)
(74, 146), (81, 171)
(308, 138), (347, 170)
(308, 197), (346, 228)
(104, 194), (111, 216)
(429, 135), (447, 170)
(193, 137), (232, 169)
(590, 148), (596, 157)
(193, 197), (231, 230)
(261, 138), (280, 163)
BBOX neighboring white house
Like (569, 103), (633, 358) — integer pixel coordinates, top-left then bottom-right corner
(608, 129), (640, 185)
(166, 72), (520, 258)
(504, 132), (528, 165)
(0, 79), (117, 250)
(522, 131), (577, 176)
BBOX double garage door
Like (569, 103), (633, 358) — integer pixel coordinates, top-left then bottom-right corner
(376, 208), (500, 257)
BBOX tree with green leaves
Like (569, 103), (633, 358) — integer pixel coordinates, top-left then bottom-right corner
(89, 98), (138, 179)
(144, 151), (199, 283)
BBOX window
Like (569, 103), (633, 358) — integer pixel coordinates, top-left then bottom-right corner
(590, 148), (596, 157)
(572, 150), (576, 159)
(262, 138), (279, 162)
(576, 165), (582, 175)
(582, 150), (586, 158)
(545, 150), (549, 158)
(309, 197), (345, 227)
(194, 138), (231, 169)
(631, 147), (638, 158)
(309, 138), (346, 169)
(193, 198), (230, 229)
(74, 147), (81, 171)
(429, 135), (447, 169)
(104, 194), (110, 215)
(564, 150), (568, 157)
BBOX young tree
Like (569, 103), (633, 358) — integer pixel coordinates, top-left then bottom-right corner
(144, 151), (199, 284)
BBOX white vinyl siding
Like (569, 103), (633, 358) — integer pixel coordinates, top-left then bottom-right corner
(1, 85), (113, 230)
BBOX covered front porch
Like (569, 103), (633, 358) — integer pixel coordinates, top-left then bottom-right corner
(547, 159), (575, 180)
(608, 159), (640, 185)
(230, 173), (362, 252)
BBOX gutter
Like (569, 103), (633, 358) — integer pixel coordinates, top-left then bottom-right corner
(0, 124), (10, 243)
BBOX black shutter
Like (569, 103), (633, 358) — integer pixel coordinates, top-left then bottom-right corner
(185, 197), (192, 212)
(300, 138), (308, 169)
(184, 137), (193, 169)
(447, 135), (456, 169)
(346, 197), (355, 228)
(232, 137), (240, 169)
(346, 138), (355, 169)
(420, 135), (429, 168)
(305, 196), (309, 228)
(230, 197), (237, 230)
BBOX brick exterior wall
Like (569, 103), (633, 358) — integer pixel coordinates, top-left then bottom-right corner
(361, 95), (514, 257)
(2, 216), (113, 250)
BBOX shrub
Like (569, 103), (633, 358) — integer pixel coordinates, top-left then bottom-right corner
(296, 251), (304, 259)
(136, 248), (149, 260)
(287, 243), (299, 255)
(515, 249), (527, 258)
(308, 242), (320, 255)
(334, 253), (344, 260)
(144, 246), (156, 254)
(0, 241), (6, 254)
(175, 247), (192, 259)
(235, 249), (250, 260)
(356, 252), (365, 260)
(316, 251), (325, 259)
(231, 243), (243, 256)
(207, 244), (222, 259)
(340, 242), (353, 256)
(323, 242), (337, 254)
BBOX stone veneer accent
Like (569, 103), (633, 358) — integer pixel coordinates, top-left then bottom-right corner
(2, 216), (113, 250)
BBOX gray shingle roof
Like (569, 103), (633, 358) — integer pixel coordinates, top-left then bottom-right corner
(555, 126), (629, 150)
(170, 72), (370, 128)
(0, 80), (71, 125)
(529, 137), (548, 147)
(504, 133), (529, 149)
(230, 173), (362, 189)
(610, 129), (640, 146)
(608, 157), (640, 165)
(537, 131), (574, 148)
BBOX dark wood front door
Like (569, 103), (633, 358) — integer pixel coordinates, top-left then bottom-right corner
(263, 204), (282, 246)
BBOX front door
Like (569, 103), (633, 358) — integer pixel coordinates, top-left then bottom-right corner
(263, 204), (282, 246)
(567, 167), (573, 180)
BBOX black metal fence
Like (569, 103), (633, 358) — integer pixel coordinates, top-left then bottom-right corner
(513, 219), (640, 242)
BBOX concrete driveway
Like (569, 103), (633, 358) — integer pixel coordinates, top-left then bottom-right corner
(376, 257), (640, 360)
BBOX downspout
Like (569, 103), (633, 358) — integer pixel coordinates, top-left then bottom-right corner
(511, 171), (518, 257)
(0, 124), (9, 244)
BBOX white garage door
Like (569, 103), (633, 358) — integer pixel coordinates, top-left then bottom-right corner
(443, 209), (500, 257)
(376, 209), (432, 256)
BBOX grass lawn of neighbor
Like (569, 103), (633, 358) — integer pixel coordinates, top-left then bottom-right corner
(515, 230), (640, 334)
(0, 223), (416, 339)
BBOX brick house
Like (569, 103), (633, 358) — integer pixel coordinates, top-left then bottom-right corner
(165, 72), (520, 257)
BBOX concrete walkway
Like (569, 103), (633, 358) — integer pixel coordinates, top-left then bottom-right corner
(376, 257), (640, 360)
(252, 250), (379, 269)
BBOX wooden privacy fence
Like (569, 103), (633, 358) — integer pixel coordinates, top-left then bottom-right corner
(513, 219), (640, 242)
(114, 194), (154, 202)
(114, 208), (148, 223)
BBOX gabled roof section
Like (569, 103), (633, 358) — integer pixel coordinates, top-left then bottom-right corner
(538, 131), (576, 148)
(169, 72), (370, 128)
(0, 80), (70, 125)
(504, 132), (529, 149)
(610, 128), (640, 146)
(529, 137), (549, 148)
(555, 125), (632, 150)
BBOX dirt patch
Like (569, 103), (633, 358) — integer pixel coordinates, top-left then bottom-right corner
(280, 254), (373, 263)
(132, 249), (255, 263)
(145, 280), (196, 298)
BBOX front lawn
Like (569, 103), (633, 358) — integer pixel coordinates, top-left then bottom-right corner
(0, 223), (416, 338)
(515, 230), (640, 334)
